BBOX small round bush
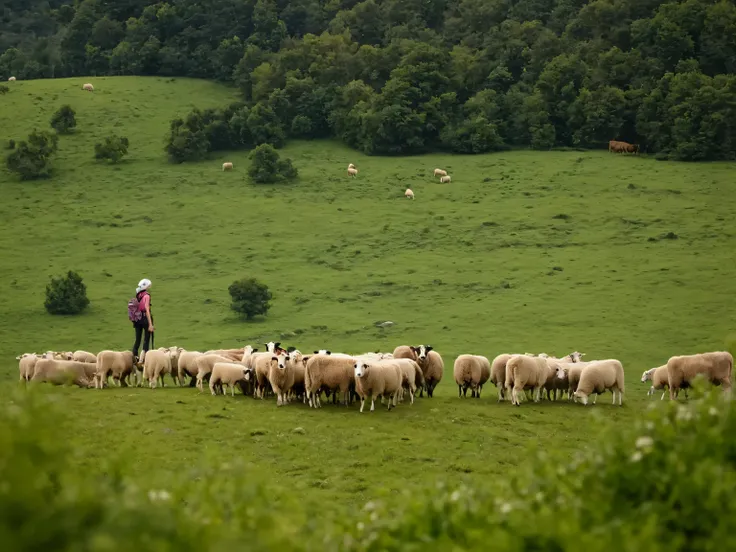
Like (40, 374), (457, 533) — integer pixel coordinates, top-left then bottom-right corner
(44, 270), (90, 315)
(248, 144), (298, 184)
(50, 105), (77, 134)
(228, 277), (272, 320)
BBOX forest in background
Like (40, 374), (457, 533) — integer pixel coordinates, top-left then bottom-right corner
(1, 0), (735, 160)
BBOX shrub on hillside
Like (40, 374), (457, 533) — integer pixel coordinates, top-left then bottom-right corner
(0, 84), (9, 94)
(6, 139), (14, 149)
(165, 118), (209, 163)
(50, 105), (77, 134)
(94, 135), (129, 163)
(248, 143), (297, 184)
(228, 277), (272, 320)
(5, 129), (58, 180)
(44, 270), (89, 315)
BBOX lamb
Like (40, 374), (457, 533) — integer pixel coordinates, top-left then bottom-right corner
(453, 354), (491, 398)
(268, 352), (293, 405)
(31, 359), (93, 388)
(17, 353), (42, 382)
(667, 351), (733, 400)
(405, 188), (414, 200)
(573, 359), (625, 406)
(505, 354), (554, 405)
(95, 350), (135, 388)
(353, 359), (403, 412)
(196, 354), (239, 391)
(8, 76), (16, 82)
(304, 354), (355, 408)
(433, 168), (447, 177)
(440, 175), (451, 183)
(82, 83), (94, 91)
(641, 365), (671, 400)
(348, 167), (358, 177)
(222, 162), (233, 171)
(143, 348), (173, 389)
(178, 350), (204, 386)
(73, 350), (97, 363)
(209, 362), (252, 397)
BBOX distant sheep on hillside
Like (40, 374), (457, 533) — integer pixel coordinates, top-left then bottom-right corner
(83, 83), (94, 91)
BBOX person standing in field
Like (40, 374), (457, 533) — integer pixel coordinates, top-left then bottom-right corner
(130, 278), (154, 363)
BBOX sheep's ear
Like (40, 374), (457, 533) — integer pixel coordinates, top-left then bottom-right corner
(271, 356), (278, 361)
(302, 356), (311, 363)
(253, 348), (259, 352)
(275, 342), (281, 348)
(287, 346), (296, 353)
(15, 355), (21, 360)
(313, 350), (319, 354)
(326, 350), (331, 355)
(425, 345), (433, 352)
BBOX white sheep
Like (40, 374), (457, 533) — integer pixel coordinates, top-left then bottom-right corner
(348, 163), (355, 169)
(347, 167), (358, 177)
(143, 349), (172, 388)
(31, 359), (93, 388)
(393, 358), (421, 404)
(17, 353), (42, 382)
(73, 350), (97, 363)
(405, 188), (414, 199)
(83, 83), (94, 91)
(209, 362), (252, 396)
(552, 360), (595, 401)
(304, 354), (355, 408)
(573, 359), (625, 406)
(489, 354), (513, 401)
(8, 76), (16, 82)
(222, 162), (233, 171)
(196, 354), (240, 391)
(433, 168), (447, 177)
(506, 354), (551, 406)
(353, 359), (402, 412)
(667, 351), (733, 399)
(440, 175), (451, 183)
(268, 352), (292, 405)
(641, 365), (671, 400)
(178, 350), (204, 386)
(453, 354), (491, 398)
(95, 350), (136, 388)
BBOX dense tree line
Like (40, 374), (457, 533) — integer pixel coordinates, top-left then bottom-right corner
(2, 0), (735, 160)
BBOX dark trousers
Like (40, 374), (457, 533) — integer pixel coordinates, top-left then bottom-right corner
(132, 317), (153, 359)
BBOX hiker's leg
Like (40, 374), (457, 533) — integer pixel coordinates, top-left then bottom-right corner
(142, 328), (151, 356)
(132, 325), (143, 358)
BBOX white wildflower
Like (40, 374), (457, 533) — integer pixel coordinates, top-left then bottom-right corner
(709, 407), (718, 416)
(630, 451), (643, 463)
(364, 501), (375, 511)
(676, 406), (693, 422)
(148, 489), (171, 502)
(499, 502), (512, 514)
(356, 522), (365, 531)
(450, 490), (461, 502)
(635, 436), (654, 449)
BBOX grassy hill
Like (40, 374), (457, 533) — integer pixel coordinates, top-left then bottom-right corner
(1, 77), (734, 514)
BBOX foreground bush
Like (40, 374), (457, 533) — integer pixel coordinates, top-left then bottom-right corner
(2, 384), (735, 551)
(44, 270), (89, 315)
(5, 129), (58, 180)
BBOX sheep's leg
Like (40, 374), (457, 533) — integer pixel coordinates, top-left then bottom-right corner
(591, 393), (597, 405)
(619, 390), (624, 406)
(409, 388), (414, 404)
(231, 384), (235, 398)
(370, 397), (375, 412)
(669, 387), (676, 400)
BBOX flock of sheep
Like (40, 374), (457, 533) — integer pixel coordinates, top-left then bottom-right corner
(14, 343), (733, 411)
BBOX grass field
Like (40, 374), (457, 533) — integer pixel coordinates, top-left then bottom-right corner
(1, 77), (734, 516)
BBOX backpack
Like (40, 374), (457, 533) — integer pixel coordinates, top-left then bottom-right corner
(127, 293), (145, 323)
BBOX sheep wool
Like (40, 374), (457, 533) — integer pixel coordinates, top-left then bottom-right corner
(666, 351), (733, 400)
(574, 359), (625, 406)
(453, 354), (491, 398)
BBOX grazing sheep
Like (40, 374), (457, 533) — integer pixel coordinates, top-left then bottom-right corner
(17, 353), (41, 382)
(433, 168), (447, 177)
(490, 354), (513, 401)
(196, 354), (236, 391)
(353, 359), (402, 412)
(412, 345), (443, 398)
(304, 354), (355, 408)
(72, 350), (97, 363)
(393, 358), (421, 404)
(222, 162), (233, 171)
(405, 188), (414, 199)
(453, 354), (491, 398)
(552, 361), (594, 400)
(440, 175), (451, 183)
(667, 352), (733, 400)
(8, 76), (16, 82)
(289, 355), (307, 403)
(82, 83), (94, 91)
(268, 352), (293, 405)
(210, 362), (251, 397)
(506, 355), (551, 406)
(45, 351), (74, 360)
(348, 167), (358, 177)
(574, 360), (625, 406)
(143, 349), (172, 389)
(348, 163), (355, 169)
(31, 359), (93, 388)
(95, 350), (135, 388)
(641, 365), (671, 400)
(178, 350), (204, 387)
(164, 346), (184, 385)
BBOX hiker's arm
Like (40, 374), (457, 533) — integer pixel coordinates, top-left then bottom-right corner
(146, 302), (153, 331)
